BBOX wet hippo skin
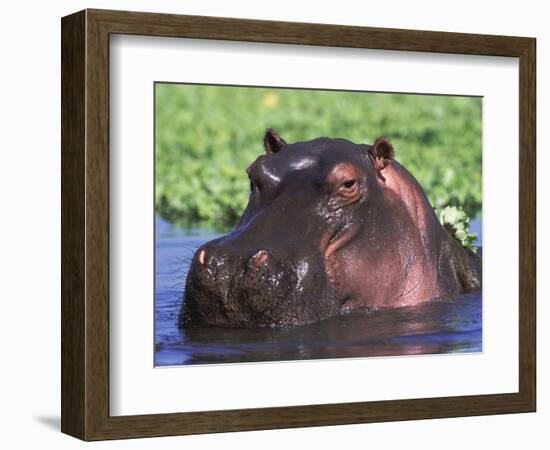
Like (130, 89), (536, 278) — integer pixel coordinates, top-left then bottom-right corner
(180, 129), (482, 328)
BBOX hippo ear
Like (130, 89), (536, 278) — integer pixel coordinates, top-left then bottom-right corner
(368, 137), (394, 172)
(263, 128), (287, 154)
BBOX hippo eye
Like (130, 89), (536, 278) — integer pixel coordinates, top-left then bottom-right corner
(337, 179), (359, 198)
(342, 180), (356, 189)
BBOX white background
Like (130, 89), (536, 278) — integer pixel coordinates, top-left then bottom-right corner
(0, 0), (547, 449)
(110, 36), (519, 415)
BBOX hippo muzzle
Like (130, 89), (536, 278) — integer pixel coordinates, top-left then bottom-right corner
(181, 237), (334, 328)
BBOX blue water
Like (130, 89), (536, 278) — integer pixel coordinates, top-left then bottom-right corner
(155, 218), (482, 366)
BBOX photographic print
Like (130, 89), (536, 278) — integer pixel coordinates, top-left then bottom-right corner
(61, 10), (535, 439)
(154, 83), (482, 367)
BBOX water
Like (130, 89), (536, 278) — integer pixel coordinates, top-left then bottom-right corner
(155, 218), (482, 366)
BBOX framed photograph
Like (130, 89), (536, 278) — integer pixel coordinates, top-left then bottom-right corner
(61, 9), (536, 440)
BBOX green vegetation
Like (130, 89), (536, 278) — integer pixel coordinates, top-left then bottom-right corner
(155, 84), (482, 231)
(438, 206), (478, 253)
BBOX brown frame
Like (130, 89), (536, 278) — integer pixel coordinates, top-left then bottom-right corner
(61, 8), (536, 441)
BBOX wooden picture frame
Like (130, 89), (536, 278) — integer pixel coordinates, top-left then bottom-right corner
(61, 8), (536, 441)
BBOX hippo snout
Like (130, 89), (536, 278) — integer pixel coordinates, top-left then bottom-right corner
(180, 244), (296, 328)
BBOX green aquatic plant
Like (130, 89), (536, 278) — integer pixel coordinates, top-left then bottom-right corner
(438, 206), (478, 253)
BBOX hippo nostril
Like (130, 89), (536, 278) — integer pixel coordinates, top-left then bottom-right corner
(198, 249), (206, 266)
(249, 250), (269, 267)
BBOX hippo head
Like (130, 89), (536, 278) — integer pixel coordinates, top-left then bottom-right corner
(180, 129), (396, 328)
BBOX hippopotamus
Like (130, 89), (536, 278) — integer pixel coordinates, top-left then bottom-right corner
(180, 129), (482, 328)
